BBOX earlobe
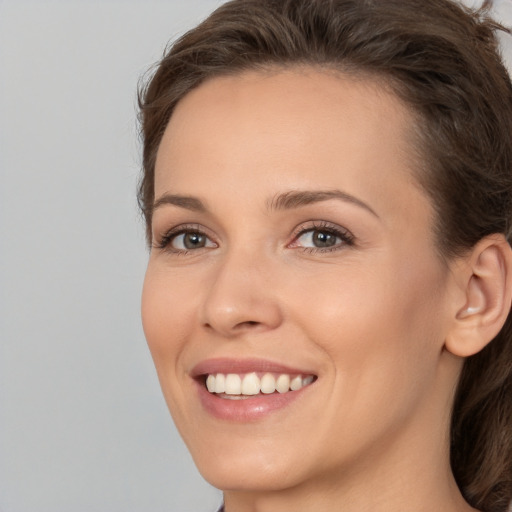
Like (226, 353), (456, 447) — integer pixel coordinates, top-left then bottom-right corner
(445, 235), (512, 358)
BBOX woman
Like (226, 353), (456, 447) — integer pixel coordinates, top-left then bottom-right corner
(138, 0), (512, 511)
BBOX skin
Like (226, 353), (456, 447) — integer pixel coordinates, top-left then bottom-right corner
(142, 68), (483, 512)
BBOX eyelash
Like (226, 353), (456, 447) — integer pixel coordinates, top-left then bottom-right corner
(291, 221), (355, 253)
(154, 224), (212, 255)
(154, 221), (355, 255)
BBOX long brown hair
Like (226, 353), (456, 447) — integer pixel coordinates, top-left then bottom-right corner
(138, 1), (512, 510)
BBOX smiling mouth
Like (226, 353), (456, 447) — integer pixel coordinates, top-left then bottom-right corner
(203, 372), (316, 399)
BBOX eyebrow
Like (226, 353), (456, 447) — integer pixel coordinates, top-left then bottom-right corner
(152, 189), (378, 218)
(267, 189), (379, 218)
(153, 194), (207, 212)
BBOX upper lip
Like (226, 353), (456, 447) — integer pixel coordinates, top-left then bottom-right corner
(190, 358), (317, 378)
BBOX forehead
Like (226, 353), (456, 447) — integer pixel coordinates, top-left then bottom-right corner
(154, 67), (428, 223)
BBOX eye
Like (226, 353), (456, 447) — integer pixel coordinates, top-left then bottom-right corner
(290, 222), (354, 252)
(297, 229), (339, 248)
(171, 231), (215, 250)
(155, 225), (217, 253)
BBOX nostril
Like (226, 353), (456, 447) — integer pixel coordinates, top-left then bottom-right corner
(238, 321), (260, 328)
(202, 320), (259, 330)
(231, 320), (264, 332)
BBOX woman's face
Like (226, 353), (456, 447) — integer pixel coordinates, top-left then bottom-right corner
(142, 69), (460, 492)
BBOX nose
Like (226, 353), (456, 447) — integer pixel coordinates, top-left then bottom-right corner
(200, 249), (283, 338)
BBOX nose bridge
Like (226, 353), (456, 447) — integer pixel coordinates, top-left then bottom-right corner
(201, 242), (282, 336)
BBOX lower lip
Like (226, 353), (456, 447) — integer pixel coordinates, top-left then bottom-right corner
(195, 380), (312, 422)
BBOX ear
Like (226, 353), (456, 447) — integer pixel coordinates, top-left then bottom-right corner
(445, 234), (512, 357)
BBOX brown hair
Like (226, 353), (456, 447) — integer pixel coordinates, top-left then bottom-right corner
(138, 1), (512, 510)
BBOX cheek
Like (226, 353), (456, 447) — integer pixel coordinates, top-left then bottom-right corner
(289, 255), (447, 418)
(141, 264), (196, 376)
(294, 255), (444, 348)
(141, 263), (209, 438)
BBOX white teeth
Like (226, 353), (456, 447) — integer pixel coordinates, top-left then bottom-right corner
(260, 373), (276, 394)
(241, 372), (260, 395)
(205, 372), (315, 396)
(302, 375), (314, 386)
(225, 374), (242, 395)
(290, 375), (302, 391)
(276, 374), (291, 393)
(206, 374), (216, 393)
(214, 373), (226, 393)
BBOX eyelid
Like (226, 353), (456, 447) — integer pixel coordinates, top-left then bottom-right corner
(288, 220), (355, 251)
(153, 223), (218, 253)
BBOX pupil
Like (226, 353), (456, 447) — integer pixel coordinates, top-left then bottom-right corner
(313, 230), (336, 248)
(184, 233), (205, 249)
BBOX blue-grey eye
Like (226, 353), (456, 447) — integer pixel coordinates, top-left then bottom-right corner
(171, 232), (214, 250)
(297, 229), (341, 248)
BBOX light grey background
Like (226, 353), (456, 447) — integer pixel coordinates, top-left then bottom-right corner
(0, 1), (511, 512)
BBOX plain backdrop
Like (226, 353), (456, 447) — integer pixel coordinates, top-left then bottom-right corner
(0, 1), (511, 511)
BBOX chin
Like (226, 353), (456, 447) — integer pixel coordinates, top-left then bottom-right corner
(181, 430), (308, 492)
(195, 453), (303, 492)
